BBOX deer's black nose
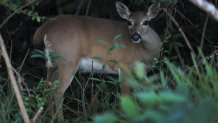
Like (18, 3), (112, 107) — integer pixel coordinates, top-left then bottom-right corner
(131, 32), (141, 43)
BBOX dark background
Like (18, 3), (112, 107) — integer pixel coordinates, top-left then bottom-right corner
(1, 0), (218, 99)
(0, 0), (218, 121)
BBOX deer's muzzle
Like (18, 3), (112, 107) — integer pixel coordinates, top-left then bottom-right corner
(131, 32), (141, 43)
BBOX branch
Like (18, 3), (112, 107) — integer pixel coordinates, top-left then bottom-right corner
(188, 0), (218, 22)
(0, 34), (30, 123)
(31, 107), (43, 123)
(163, 8), (196, 56)
(0, 0), (38, 29)
(200, 14), (209, 49)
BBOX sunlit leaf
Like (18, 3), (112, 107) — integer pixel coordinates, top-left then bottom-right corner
(113, 34), (122, 41)
(92, 56), (103, 61)
(93, 113), (117, 123)
(107, 60), (118, 65)
(90, 77), (102, 82)
(114, 42), (126, 48)
(143, 110), (165, 123)
(134, 62), (145, 79)
(108, 46), (115, 52)
(98, 40), (108, 45)
(30, 49), (45, 59)
(159, 92), (186, 103)
(135, 92), (159, 105)
(120, 95), (140, 118)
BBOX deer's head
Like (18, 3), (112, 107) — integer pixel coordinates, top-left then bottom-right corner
(116, 2), (159, 43)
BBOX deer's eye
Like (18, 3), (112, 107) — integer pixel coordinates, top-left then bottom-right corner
(127, 21), (132, 26)
(143, 21), (149, 26)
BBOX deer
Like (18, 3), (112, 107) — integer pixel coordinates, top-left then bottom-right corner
(33, 2), (161, 122)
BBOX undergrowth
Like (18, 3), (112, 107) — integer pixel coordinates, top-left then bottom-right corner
(0, 0), (218, 123)
(0, 50), (218, 123)
(92, 52), (218, 123)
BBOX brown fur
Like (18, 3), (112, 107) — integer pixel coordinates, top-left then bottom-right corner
(33, 2), (161, 122)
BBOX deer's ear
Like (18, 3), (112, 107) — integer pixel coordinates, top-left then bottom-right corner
(146, 4), (159, 20)
(116, 2), (131, 20)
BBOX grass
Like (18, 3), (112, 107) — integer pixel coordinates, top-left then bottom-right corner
(92, 55), (218, 123)
(0, 50), (218, 123)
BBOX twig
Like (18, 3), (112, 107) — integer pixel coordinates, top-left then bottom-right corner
(56, 0), (63, 14)
(12, 67), (24, 91)
(163, 8), (196, 56)
(0, 0), (37, 29)
(12, 67), (31, 96)
(200, 14), (209, 50)
(31, 107), (43, 123)
(188, 0), (218, 22)
(175, 9), (193, 25)
(186, 50), (218, 72)
(175, 47), (185, 68)
(75, 0), (85, 15)
(0, 34), (30, 123)
(85, 0), (92, 16)
(170, 50), (218, 85)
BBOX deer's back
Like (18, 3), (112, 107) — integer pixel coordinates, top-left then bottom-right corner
(35, 16), (138, 60)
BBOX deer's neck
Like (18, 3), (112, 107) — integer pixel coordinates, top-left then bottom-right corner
(141, 26), (161, 59)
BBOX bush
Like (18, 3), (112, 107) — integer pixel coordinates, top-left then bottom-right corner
(93, 53), (218, 123)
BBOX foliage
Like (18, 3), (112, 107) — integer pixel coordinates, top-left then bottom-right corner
(23, 79), (58, 117)
(31, 49), (65, 61)
(0, 0), (43, 22)
(92, 55), (218, 123)
(94, 34), (126, 65)
(152, 0), (178, 7)
(0, 0), (218, 123)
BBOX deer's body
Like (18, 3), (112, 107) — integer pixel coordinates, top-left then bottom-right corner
(35, 15), (160, 70)
(33, 2), (161, 122)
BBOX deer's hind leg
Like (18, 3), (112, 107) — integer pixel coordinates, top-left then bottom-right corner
(45, 61), (80, 122)
(45, 65), (59, 117)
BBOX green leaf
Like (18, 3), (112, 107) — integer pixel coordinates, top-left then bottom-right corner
(165, 59), (182, 84)
(49, 51), (64, 61)
(134, 62), (145, 79)
(159, 92), (186, 103)
(90, 77), (102, 82)
(113, 34), (122, 41)
(93, 113), (117, 123)
(92, 56), (103, 61)
(30, 54), (45, 59)
(32, 49), (44, 54)
(136, 91), (186, 104)
(126, 78), (141, 89)
(114, 42), (126, 48)
(135, 92), (159, 105)
(107, 45), (115, 52)
(98, 40), (108, 45)
(120, 95), (140, 118)
(36, 16), (41, 22)
(143, 110), (165, 123)
(30, 49), (45, 59)
(160, 71), (167, 86)
(107, 60), (118, 65)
